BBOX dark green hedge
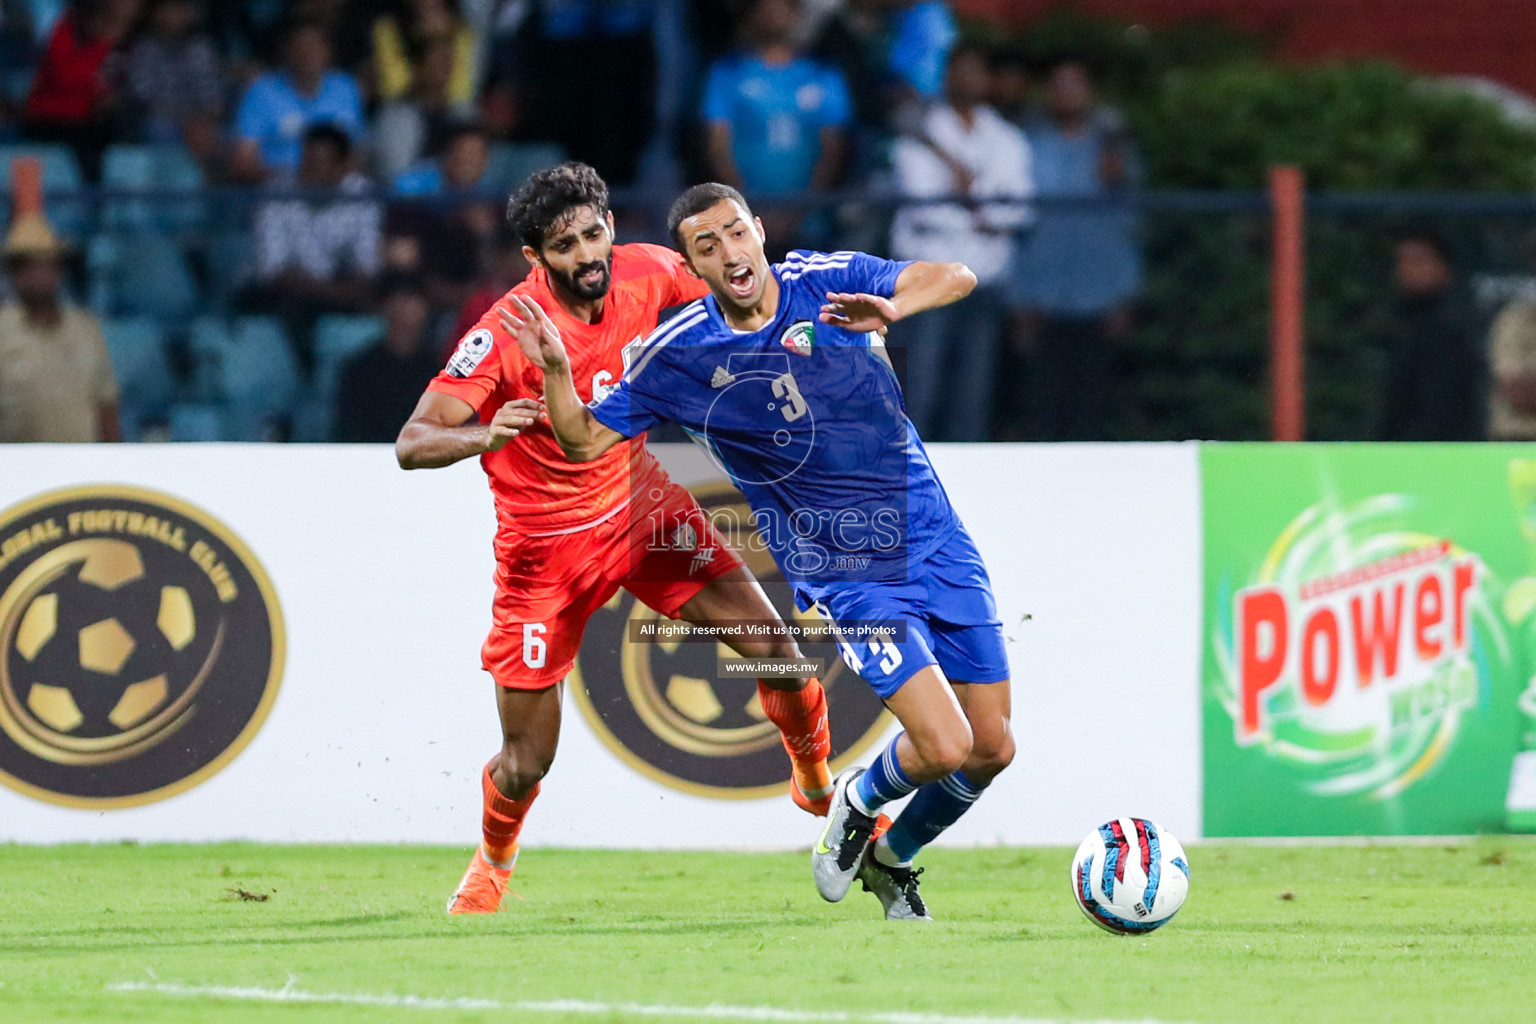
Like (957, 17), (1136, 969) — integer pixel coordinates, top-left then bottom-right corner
(979, 10), (1536, 438)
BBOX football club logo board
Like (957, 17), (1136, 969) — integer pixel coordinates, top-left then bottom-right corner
(1202, 445), (1536, 836)
(0, 486), (285, 808)
(569, 482), (891, 798)
(0, 443), (1202, 845)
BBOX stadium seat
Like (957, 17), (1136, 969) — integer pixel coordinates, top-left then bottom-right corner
(101, 144), (207, 234)
(84, 234), (119, 312)
(315, 314), (385, 364)
(485, 143), (566, 191)
(88, 232), (198, 319)
(187, 315), (234, 400)
(289, 393), (332, 443)
(0, 145), (78, 189)
(0, 143), (87, 237)
(188, 315), (234, 357)
(167, 403), (226, 442)
(202, 230), (254, 308)
(218, 317), (301, 440)
(304, 315), (384, 441)
(101, 317), (176, 438)
(0, 65), (31, 108)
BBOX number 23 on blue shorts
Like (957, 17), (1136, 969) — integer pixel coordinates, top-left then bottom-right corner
(814, 593), (1010, 699)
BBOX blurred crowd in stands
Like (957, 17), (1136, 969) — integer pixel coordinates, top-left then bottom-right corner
(0, 0), (1150, 444)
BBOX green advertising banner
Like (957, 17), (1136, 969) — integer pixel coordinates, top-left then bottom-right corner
(1203, 444), (1536, 836)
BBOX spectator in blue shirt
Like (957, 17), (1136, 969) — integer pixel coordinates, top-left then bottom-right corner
(391, 120), (490, 197)
(229, 18), (363, 182)
(1001, 60), (1142, 441)
(886, 0), (956, 101)
(702, 0), (851, 198)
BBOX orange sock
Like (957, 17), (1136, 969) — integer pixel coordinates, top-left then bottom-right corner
(758, 679), (833, 796)
(482, 762), (539, 868)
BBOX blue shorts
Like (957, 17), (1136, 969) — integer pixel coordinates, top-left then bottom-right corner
(807, 526), (1010, 699)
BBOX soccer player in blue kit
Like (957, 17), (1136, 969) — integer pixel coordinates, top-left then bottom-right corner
(499, 183), (1015, 922)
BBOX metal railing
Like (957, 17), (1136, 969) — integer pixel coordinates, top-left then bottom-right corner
(5, 184), (1532, 443)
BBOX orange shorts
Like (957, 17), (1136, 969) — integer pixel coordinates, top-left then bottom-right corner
(481, 481), (742, 689)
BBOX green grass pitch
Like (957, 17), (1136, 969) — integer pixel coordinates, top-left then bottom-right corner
(2, 840), (1533, 1023)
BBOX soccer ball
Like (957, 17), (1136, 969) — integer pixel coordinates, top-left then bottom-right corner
(1070, 817), (1189, 935)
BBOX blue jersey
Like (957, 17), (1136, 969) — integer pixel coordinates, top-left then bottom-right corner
(590, 250), (962, 607)
(234, 71), (364, 173)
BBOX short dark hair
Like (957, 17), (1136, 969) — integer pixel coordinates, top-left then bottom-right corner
(283, 16), (328, 46)
(667, 183), (751, 251)
(505, 162), (610, 252)
(1045, 55), (1095, 79)
(432, 118), (487, 157)
(302, 122), (352, 160)
(377, 270), (424, 300)
(947, 39), (993, 68)
(447, 119), (487, 144)
(1396, 227), (1454, 266)
(990, 46), (1029, 74)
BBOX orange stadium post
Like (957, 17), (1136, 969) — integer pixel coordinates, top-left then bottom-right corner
(1269, 165), (1306, 442)
(10, 156), (43, 218)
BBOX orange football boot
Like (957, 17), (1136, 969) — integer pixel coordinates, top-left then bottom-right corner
(791, 769), (835, 816)
(446, 845), (518, 914)
(789, 773), (893, 837)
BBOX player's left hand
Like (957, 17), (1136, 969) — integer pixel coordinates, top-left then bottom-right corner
(820, 292), (902, 334)
(485, 398), (544, 451)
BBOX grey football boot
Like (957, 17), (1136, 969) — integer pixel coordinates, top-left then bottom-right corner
(812, 768), (879, 902)
(857, 852), (933, 922)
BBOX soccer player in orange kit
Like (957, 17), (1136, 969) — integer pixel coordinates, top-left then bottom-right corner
(396, 163), (835, 913)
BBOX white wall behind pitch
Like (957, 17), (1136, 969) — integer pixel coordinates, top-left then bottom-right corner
(0, 443), (1202, 847)
(925, 444), (1204, 846)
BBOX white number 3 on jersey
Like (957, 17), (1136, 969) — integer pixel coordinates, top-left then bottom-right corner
(772, 372), (807, 422)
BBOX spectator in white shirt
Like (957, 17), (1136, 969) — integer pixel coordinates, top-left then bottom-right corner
(889, 41), (1032, 441)
(123, 0), (224, 156)
(242, 123), (381, 370)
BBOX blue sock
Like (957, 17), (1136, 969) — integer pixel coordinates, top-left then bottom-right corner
(877, 770), (986, 866)
(850, 734), (917, 814)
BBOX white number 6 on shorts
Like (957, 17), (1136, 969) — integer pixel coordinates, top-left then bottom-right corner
(523, 622), (547, 669)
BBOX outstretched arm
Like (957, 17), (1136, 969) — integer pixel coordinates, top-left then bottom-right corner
(499, 296), (626, 464)
(396, 390), (542, 469)
(819, 261), (977, 333)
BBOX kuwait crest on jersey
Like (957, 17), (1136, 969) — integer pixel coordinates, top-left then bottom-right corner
(780, 320), (815, 356)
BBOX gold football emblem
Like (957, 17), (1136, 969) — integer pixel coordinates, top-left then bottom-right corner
(0, 486), (283, 807)
(569, 483), (890, 798)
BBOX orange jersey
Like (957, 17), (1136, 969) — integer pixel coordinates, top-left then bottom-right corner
(428, 242), (709, 533)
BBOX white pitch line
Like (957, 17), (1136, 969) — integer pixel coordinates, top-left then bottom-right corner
(107, 981), (1189, 1024)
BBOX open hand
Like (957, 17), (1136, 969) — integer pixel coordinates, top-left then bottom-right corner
(819, 292), (902, 334)
(485, 398), (544, 451)
(498, 295), (569, 371)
